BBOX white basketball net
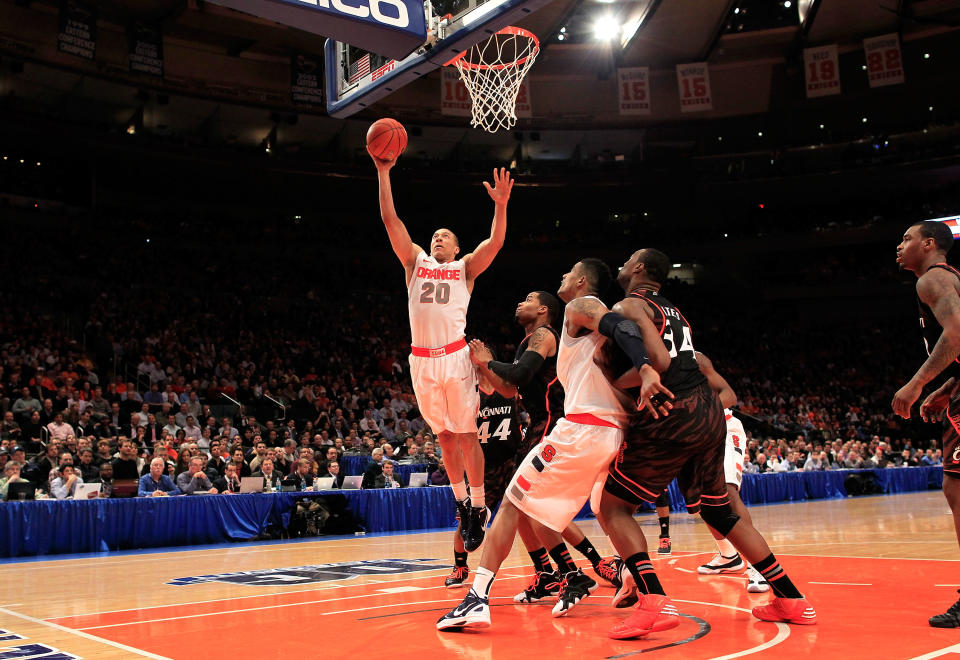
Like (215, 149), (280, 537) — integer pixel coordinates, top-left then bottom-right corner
(449, 27), (539, 133)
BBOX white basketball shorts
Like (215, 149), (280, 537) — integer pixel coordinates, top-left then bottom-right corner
(724, 412), (746, 488)
(408, 346), (479, 435)
(506, 417), (622, 532)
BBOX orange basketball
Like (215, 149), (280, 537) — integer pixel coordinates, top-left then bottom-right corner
(366, 118), (408, 161)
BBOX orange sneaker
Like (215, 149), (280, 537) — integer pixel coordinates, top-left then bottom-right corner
(752, 597), (817, 625)
(608, 594), (680, 640)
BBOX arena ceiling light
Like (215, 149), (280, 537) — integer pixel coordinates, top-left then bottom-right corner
(592, 15), (619, 41)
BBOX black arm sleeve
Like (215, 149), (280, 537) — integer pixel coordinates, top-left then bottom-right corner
(487, 351), (545, 386)
(598, 312), (650, 371)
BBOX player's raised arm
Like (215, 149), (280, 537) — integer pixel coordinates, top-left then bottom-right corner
(464, 168), (513, 281)
(893, 268), (960, 418)
(370, 147), (423, 276)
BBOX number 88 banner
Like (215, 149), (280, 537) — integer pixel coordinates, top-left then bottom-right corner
(863, 33), (904, 87)
(803, 44), (841, 98)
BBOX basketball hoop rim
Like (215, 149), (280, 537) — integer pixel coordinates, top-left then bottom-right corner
(444, 26), (540, 70)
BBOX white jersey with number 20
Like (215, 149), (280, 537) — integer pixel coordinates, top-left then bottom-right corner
(407, 252), (470, 348)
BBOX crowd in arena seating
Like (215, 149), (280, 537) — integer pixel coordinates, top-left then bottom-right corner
(0, 201), (950, 505)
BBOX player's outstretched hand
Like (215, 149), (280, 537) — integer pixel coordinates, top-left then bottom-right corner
(367, 145), (397, 171)
(637, 365), (674, 420)
(920, 387), (950, 423)
(483, 167), (514, 205)
(469, 339), (493, 366)
(892, 379), (922, 419)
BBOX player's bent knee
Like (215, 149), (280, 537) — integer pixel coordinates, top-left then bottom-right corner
(700, 504), (740, 537)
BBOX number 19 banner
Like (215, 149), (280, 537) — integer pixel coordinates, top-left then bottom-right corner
(618, 67), (651, 116)
(803, 44), (841, 98)
(863, 33), (904, 87)
(676, 62), (712, 112)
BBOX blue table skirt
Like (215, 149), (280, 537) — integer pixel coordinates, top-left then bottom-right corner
(0, 466), (942, 558)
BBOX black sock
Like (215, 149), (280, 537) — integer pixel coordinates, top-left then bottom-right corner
(548, 543), (577, 574)
(528, 547), (553, 573)
(752, 553), (803, 599)
(658, 516), (670, 539)
(625, 552), (665, 596)
(454, 551), (468, 568)
(573, 537), (603, 568)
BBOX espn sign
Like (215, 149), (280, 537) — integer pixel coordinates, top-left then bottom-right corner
(206, 0), (427, 60)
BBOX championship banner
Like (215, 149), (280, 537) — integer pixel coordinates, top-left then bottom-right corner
(803, 44), (840, 98)
(57, 0), (97, 61)
(291, 54), (324, 106)
(128, 22), (163, 77)
(618, 67), (651, 116)
(676, 63), (712, 113)
(863, 33), (904, 87)
(440, 68), (470, 117)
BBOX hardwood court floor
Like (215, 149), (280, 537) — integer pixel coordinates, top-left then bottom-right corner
(0, 490), (956, 659)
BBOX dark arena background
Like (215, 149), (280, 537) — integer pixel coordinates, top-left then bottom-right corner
(0, 0), (959, 658)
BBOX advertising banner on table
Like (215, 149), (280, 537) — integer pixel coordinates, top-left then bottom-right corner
(57, 0), (97, 61)
(803, 44), (841, 98)
(863, 33), (904, 87)
(291, 53), (324, 106)
(676, 62), (712, 113)
(618, 67), (651, 116)
(128, 22), (163, 77)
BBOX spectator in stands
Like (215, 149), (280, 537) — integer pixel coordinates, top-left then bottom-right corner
(803, 451), (826, 471)
(231, 448), (251, 477)
(213, 462), (241, 494)
(248, 440), (268, 472)
(174, 447), (194, 476)
(868, 447), (889, 469)
(162, 414), (181, 439)
(19, 410), (43, 454)
(112, 439), (141, 481)
(12, 387), (41, 422)
(277, 439), (297, 474)
(50, 464), (83, 499)
(183, 416), (201, 443)
(208, 441), (228, 475)
(430, 456), (449, 485)
(143, 383), (164, 407)
(177, 456), (218, 495)
(921, 449), (939, 466)
(320, 446), (341, 472)
(0, 461), (27, 499)
(753, 452), (771, 473)
(898, 449), (918, 467)
(95, 439), (113, 465)
(318, 460), (342, 489)
(252, 457), (282, 491)
(46, 412), (73, 443)
(75, 410), (96, 437)
(39, 398), (57, 426)
(844, 450), (868, 469)
(143, 414), (163, 445)
(1, 412), (21, 443)
(95, 415), (117, 441)
(219, 417), (239, 440)
(138, 457), (181, 497)
(373, 460), (402, 489)
(288, 458), (314, 490)
(77, 448), (99, 482)
(94, 461), (114, 498)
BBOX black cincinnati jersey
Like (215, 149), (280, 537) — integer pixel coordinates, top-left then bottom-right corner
(515, 325), (565, 436)
(477, 391), (523, 465)
(919, 263), (960, 380)
(629, 289), (706, 394)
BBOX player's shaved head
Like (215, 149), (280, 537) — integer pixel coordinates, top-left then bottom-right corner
(637, 248), (672, 285)
(911, 221), (954, 253)
(433, 228), (459, 246)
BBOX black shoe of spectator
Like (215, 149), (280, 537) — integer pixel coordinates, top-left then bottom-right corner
(464, 506), (487, 552)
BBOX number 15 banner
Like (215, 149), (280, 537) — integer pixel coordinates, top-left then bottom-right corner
(441, 68), (531, 118)
(863, 33), (904, 87)
(803, 44), (841, 98)
(676, 62), (712, 112)
(618, 67), (650, 116)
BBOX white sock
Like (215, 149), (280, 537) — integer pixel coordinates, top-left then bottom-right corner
(716, 537), (737, 557)
(451, 481), (468, 501)
(470, 485), (485, 508)
(471, 566), (496, 598)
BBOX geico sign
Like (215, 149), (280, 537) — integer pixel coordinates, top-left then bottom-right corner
(294, 0), (410, 27)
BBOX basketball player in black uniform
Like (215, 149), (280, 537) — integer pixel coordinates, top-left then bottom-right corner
(443, 369), (524, 587)
(569, 248), (815, 639)
(893, 220), (960, 628)
(469, 291), (609, 602)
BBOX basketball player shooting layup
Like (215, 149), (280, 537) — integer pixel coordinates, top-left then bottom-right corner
(893, 220), (960, 628)
(370, 147), (514, 551)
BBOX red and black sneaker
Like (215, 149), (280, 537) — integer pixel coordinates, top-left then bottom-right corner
(595, 556), (623, 590)
(608, 594), (680, 639)
(752, 597), (817, 625)
(444, 565), (470, 589)
(513, 570), (562, 603)
(657, 537), (672, 555)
